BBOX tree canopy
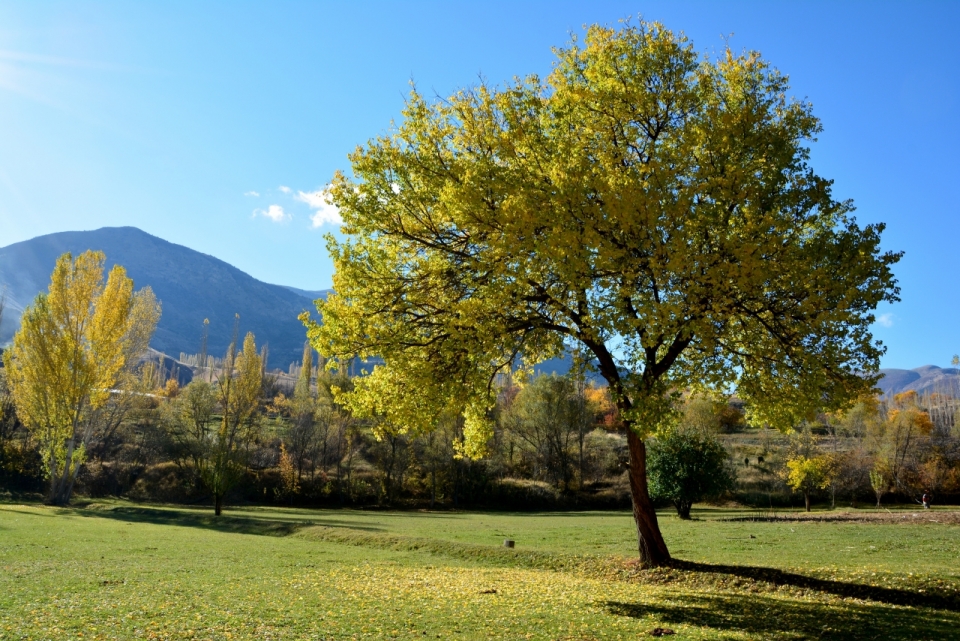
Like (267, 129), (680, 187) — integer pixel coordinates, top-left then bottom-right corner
(305, 21), (900, 566)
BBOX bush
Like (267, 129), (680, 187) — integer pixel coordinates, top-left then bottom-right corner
(127, 462), (198, 503)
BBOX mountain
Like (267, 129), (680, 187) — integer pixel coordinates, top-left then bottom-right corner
(3, 228), (954, 393)
(281, 286), (331, 301)
(876, 365), (960, 396)
(0, 227), (330, 368)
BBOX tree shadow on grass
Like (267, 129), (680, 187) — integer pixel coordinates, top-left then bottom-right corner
(68, 505), (386, 537)
(0, 507), (60, 518)
(666, 559), (960, 612)
(604, 592), (960, 641)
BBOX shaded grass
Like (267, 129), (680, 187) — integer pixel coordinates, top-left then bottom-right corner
(604, 592), (960, 641)
(78, 504), (310, 536)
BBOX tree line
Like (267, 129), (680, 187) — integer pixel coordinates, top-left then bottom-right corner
(1, 251), (956, 514)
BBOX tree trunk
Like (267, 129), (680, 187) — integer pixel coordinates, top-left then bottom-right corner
(214, 493), (223, 516)
(50, 465), (75, 506)
(804, 492), (811, 512)
(676, 501), (692, 520)
(626, 429), (671, 567)
(337, 461), (344, 505)
(48, 438), (77, 506)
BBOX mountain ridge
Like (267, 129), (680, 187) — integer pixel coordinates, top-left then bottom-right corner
(2, 227), (955, 394)
(0, 227), (330, 367)
(876, 365), (960, 396)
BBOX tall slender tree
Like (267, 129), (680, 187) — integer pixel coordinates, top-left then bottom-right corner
(287, 342), (320, 482)
(3, 251), (159, 505)
(205, 331), (263, 515)
(304, 21), (900, 566)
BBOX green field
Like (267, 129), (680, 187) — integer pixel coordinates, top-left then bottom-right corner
(1, 502), (959, 640)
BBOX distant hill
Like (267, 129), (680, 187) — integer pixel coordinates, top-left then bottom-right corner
(3, 230), (955, 394)
(876, 365), (960, 396)
(281, 286), (331, 302)
(0, 227), (329, 368)
(519, 360), (960, 396)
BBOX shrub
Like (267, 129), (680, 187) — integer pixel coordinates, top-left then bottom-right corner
(648, 429), (735, 519)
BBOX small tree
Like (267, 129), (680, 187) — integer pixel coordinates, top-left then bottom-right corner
(877, 392), (934, 496)
(206, 332), (263, 515)
(3, 251), (159, 505)
(286, 343), (322, 483)
(869, 467), (888, 508)
(276, 443), (300, 502)
(785, 454), (835, 511)
(502, 375), (583, 490)
(647, 428), (734, 519)
(162, 379), (218, 489)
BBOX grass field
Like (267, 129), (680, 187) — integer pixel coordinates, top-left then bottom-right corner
(1, 502), (959, 640)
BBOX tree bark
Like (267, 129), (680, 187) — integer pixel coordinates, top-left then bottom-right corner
(627, 429), (671, 567)
(48, 438), (77, 506)
(214, 493), (223, 516)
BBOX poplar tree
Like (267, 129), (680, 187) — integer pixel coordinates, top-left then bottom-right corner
(304, 21), (900, 566)
(206, 331), (263, 516)
(3, 251), (159, 505)
(287, 343), (320, 482)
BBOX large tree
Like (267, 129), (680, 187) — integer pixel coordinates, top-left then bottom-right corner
(304, 22), (900, 566)
(3, 251), (159, 505)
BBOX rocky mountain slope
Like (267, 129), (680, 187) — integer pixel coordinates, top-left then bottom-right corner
(876, 365), (960, 396)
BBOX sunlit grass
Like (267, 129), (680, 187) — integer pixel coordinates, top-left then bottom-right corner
(1, 501), (958, 640)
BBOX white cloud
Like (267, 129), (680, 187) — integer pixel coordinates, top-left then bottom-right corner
(391, 182), (401, 194)
(255, 204), (290, 223)
(278, 185), (291, 194)
(296, 189), (342, 227)
(295, 190), (327, 209)
(244, 190), (259, 197)
(877, 313), (894, 328)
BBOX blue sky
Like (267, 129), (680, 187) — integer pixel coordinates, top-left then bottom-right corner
(0, 1), (957, 369)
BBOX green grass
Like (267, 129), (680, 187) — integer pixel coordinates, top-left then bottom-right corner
(1, 501), (959, 640)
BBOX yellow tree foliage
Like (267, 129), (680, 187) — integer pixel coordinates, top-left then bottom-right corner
(785, 454), (836, 512)
(164, 378), (181, 398)
(3, 251), (159, 505)
(304, 21), (900, 566)
(276, 442), (300, 500)
(878, 397), (933, 495)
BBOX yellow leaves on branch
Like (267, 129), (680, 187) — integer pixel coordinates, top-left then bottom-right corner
(304, 19), (900, 455)
(4, 251), (159, 426)
(785, 455), (836, 494)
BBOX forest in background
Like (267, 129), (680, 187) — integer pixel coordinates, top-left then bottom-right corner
(2, 344), (958, 512)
